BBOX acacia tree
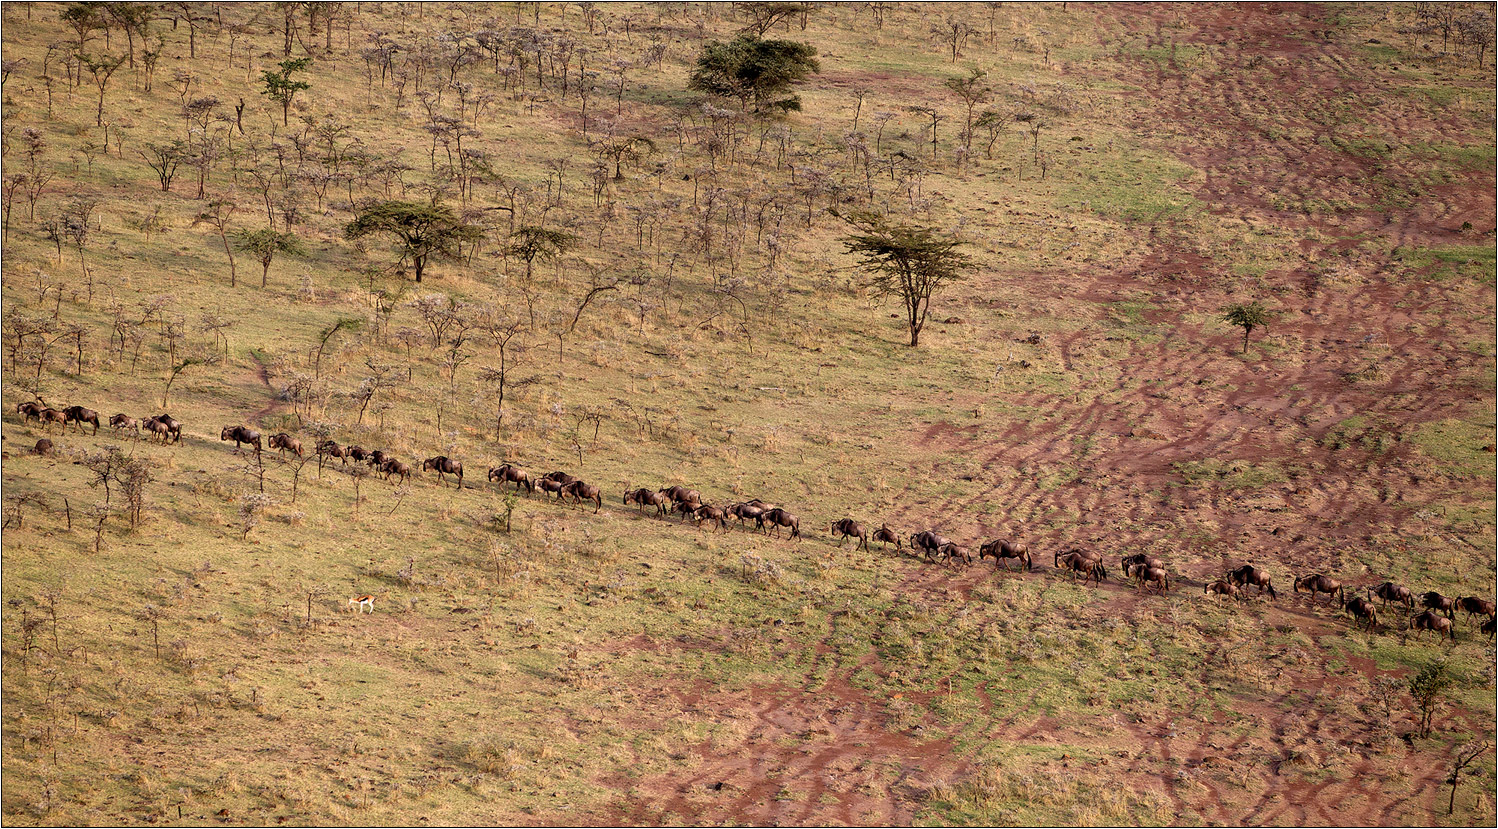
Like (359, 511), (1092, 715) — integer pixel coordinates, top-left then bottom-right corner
(506, 225), (576, 282)
(260, 57), (311, 126)
(1221, 300), (1275, 354)
(233, 227), (304, 288)
(836, 210), (976, 347)
(193, 197), (238, 286)
(344, 200), (485, 283)
(688, 34), (820, 113)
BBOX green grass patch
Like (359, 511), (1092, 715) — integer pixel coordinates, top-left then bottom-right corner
(1408, 417), (1498, 479)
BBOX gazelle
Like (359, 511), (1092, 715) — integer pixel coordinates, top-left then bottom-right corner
(347, 595), (375, 614)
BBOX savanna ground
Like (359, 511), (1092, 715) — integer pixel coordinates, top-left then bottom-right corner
(2, 2), (1495, 825)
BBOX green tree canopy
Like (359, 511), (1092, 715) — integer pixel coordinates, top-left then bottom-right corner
(687, 34), (820, 113)
(344, 200), (484, 284)
(232, 227), (304, 288)
(1220, 300), (1275, 354)
(506, 226), (577, 281)
(836, 210), (976, 347)
(260, 57), (311, 126)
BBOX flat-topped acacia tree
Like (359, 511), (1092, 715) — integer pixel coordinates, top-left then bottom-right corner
(836, 210), (976, 347)
(344, 200), (485, 284)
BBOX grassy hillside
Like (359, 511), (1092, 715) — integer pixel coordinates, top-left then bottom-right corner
(3, 2), (1495, 825)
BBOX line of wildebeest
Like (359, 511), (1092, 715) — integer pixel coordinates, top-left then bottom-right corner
(17, 402), (1498, 644)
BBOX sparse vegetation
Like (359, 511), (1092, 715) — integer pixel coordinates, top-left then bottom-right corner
(1, 2), (1493, 826)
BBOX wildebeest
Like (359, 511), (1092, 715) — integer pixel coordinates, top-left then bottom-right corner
(1372, 581), (1414, 611)
(221, 425), (262, 453)
(728, 502), (768, 531)
(1484, 616), (1496, 641)
(1056, 551), (1107, 585)
(1294, 574), (1345, 605)
(36, 408), (67, 431)
(379, 458), (411, 484)
(979, 539), (1031, 571)
(659, 486), (702, 508)
(16, 401), (44, 423)
(143, 415), (179, 444)
(1134, 566), (1170, 594)
(759, 507), (801, 540)
(1456, 596), (1496, 625)
(423, 456), (464, 489)
(1421, 591), (1457, 620)
(539, 472), (576, 498)
(560, 479), (602, 513)
(1409, 609), (1454, 641)
(1204, 580), (1240, 599)
(1343, 596), (1378, 632)
(1122, 553), (1165, 583)
(348, 445), (372, 463)
(488, 464), (536, 494)
(367, 449), (389, 468)
(935, 541), (973, 567)
(624, 487), (668, 515)
(317, 439), (352, 466)
(63, 405), (100, 434)
(110, 413), (138, 434)
(872, 524), (901, 550)
(1227, 564), (1277, 599)
(830, 518), (869, 551)
(1054, 547), (1101, 568)
(269, 433), (304, 457)
(693, 504), (730, 532)
(911, 531), (953, 561)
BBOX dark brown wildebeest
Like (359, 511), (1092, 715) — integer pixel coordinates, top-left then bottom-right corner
(1122, 553), (1164, 583)
(1056, 551), (1107, 585)
(1227, 564), (1277, 599)
(935, 542), (973, 567)
(1422, 591), (1456, 620)
(63, 405), (100, 434)
(143, 416), (173, 443)
(911, 531), (953, 561)
(33, 438), (55, 456)
(269, 433), (304, 457)
(145, 414), (183, 444)
(560, 479), (602, 513)
(37, 408), (67, 431)
(348, 445), (372, 463)
(830, 518), (869, 551)
(367, 449), (389, 468)
(423, 456), (464, 489)
(379, 458), (411, 484)
(489, 464), (536, 494)
(1484, 616), (1496, 641)
(659, 486), (702, 508)
(693, 504), (730, 533)
(760, 508), (801, 540)
(1372, 581), (1414, 611)
(16, 401), (45, 423)
(729, 502), (768, 531)
(1294, 574), (1345, 605)
(979, 539), (1031, 571)
(872, 524), (901, 550)
(539, 472), (576, 498)
(624, 487), (668, 515)
(1409, 609), (1454, 641)
(1204, 580), (1240, 600)
(317, 439), (352, 466)
(1456, 597), (1496, 626)
(1134, 566), (1170, 594)
(1053, 547), (1101, 567)
(1343, 596), (1378, 632)
(110, 413), (138, 434)
(221, 425), (262, 453)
